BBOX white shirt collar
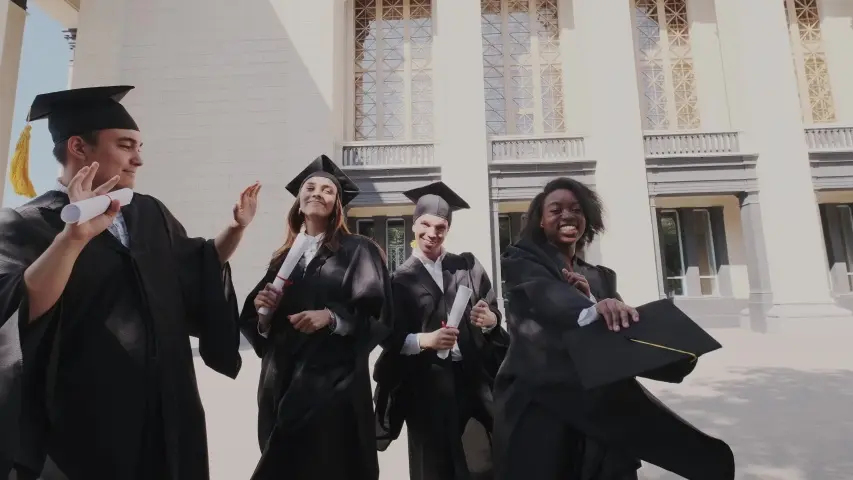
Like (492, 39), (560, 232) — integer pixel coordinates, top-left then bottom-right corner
(54, 179), (68, 193)
(412, 246), (446, 266)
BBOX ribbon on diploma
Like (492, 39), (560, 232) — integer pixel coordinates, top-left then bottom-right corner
(437, 285), (473, 360)
(259, 233), (313, 316)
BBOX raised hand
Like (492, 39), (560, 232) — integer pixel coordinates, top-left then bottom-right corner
(594, 298), (639, 332)
(470, 300), (497, 328)
(64, 162), (121, 244)
(562, 268), (592, 298)
(233, 182), (261, 228)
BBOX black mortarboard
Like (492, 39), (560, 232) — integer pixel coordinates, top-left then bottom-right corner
(8, 85), (139, 198)
(403, 181), (470, 225)
(285, 155), (360, 207)
(565, 299), (723, 390)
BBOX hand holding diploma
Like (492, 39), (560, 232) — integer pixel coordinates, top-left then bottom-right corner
(437, 285), (473, 359)
(62, 162), (123, 244)
(257, 233), (313, 316)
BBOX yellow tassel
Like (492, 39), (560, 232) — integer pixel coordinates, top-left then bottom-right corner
(410, 239), (417, 249)
(9, 124), (36, 198)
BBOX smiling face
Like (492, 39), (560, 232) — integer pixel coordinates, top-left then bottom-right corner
(299, 176), (338, 219)
(540, 188), (587, 248)
(68, 128), (144, 190)
(413, 213), (448, 258)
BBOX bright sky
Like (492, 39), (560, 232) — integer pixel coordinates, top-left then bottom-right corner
(3, 4), (71, 208)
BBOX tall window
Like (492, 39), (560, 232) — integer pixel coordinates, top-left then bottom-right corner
(357, 219), (376, 239)
(353, 0), (434, 141)
(659, 210), (686, 296)
(386, 218), (407, 271)
(498, 214), (513, 253)
(838, 205), (853, 290)
(481, 0), (565, 136)
(784, 0), (836, 124)
(633, 0), (700, 131)
(693, 209), (718, 296)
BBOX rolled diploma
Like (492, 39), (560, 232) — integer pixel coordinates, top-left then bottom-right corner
(60, 188), (134, 224)
(437, 285), (473, 360)
(258, 233), (312, 316)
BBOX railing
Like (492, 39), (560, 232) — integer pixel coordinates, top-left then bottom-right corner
(804, 125), (853, 153)
(339, 140), (435, 168)
(644, 131), (741, 158)
(490, 134), (586, 162)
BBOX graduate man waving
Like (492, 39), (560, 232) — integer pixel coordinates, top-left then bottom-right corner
(0, 86), (259, 480)
(374, 181), (510, 480)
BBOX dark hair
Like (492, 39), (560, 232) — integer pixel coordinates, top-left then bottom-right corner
(520, 177), (605, 249)
(270, 193), (351, 267)
(52, 131), (100, 165)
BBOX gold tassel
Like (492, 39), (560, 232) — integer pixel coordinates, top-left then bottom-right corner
(9, 124), (36, 198)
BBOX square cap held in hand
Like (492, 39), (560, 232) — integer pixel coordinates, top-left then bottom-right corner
(565, 299), (723, 390)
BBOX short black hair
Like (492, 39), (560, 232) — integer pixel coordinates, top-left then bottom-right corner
(52, 131), (100, 165)
(520, 177), (605, 249)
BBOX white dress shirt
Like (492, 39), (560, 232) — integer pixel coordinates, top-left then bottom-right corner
(53, 180), (130, 248)
(258, 232), (352, 337)
(400, 248), (495, 361)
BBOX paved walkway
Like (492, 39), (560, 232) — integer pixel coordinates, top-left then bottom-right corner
(196, 321), (853, 479)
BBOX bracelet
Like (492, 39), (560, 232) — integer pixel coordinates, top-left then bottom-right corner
(326, 308), (336, 334)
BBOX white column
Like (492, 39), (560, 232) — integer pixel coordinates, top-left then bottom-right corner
(558, 0), (584, 134)
(716, 0), (851, 321)
(0, 1), (26, 204)
(818, 0), (853, 123)
(70, 0), (128, 88)
(687, 0), (731, 130)
(573, 0), (661, 305)
(432, 0), (494, 274)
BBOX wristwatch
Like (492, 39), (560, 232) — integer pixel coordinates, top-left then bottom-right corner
(325, 308), (336, 334)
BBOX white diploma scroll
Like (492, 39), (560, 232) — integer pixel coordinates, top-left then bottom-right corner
(437, 285), (474, 360)
(60, 188), (134, 224)
(258, 233), (312, 316)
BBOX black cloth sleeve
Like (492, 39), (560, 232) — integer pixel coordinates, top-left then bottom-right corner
(154, 200), (242, 379)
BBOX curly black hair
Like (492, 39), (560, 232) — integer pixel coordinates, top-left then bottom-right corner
(520, 177), (605, 249)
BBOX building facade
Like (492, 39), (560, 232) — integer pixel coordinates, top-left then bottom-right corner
(2, 0), (853, 328)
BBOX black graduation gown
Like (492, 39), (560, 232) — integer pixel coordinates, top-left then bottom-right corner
(239, 234), (393, 480)
(0, 190), (242, 480)
(493, 237), (735, 480)
(373, 252), (510, 480)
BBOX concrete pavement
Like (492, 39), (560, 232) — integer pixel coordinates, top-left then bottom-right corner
(195, 322), (853, 479)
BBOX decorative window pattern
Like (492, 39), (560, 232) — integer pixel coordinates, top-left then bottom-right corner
(784, 0), (836, 124)
(353, 0), (434, 141)
(386, 218), (407, 272)
(481, 0), (565, 136)
(633, 0), (700, 131)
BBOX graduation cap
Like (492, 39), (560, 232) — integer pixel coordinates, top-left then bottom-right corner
(8, 85), (139, 198)
(285, 154), (360, 207)
(403, 181), (470, 225)
(565, 299), (723, 390)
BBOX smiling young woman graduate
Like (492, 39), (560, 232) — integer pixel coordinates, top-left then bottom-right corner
(239, 155), (394, 480)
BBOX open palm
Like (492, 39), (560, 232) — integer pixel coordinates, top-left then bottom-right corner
(233, 182), (261, 227)
(65, 162), (121, 243)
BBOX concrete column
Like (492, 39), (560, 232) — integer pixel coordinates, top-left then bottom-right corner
(818, 0), (853, 123)
(679, 209), (703, 297)
(716, 0), (851, 321)
(710, 207), (734, 297)
(737, 192), (773, 331)
(573, 0), (660, 306)
(686, 0), (732, 130)
(820, 204), (851, 295)
(0, 1), (26, 203)
(490, 198), (504, 306)
(71, 0), (129, 87)
(432, 0), (493, 274)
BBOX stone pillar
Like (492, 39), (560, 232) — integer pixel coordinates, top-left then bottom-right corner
(71, 0), (129, 88)
(573, 0), (660, 305)
(0, 1), (26, 204)
(737, 192), (773, 332)
(716, 0), (851, 321)
(686, 0), (732, 130)
(818, 0), (853, 123)
(432, 0), (494, 274)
